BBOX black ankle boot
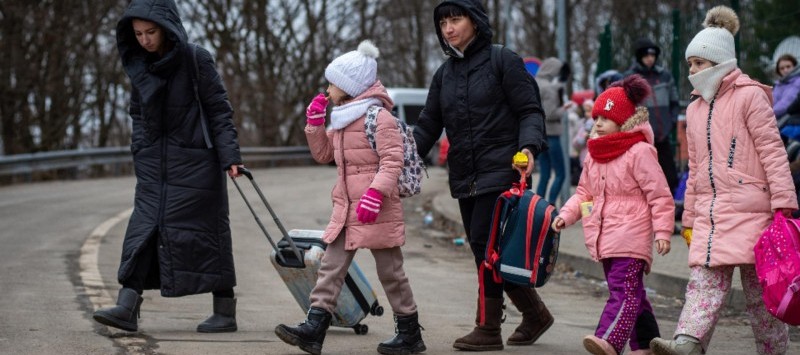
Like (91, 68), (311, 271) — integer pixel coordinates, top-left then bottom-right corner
(377, 312), (426, 355)
(274, 307), (332, 355)
(197, 297), (238, 333)
(93, 288), (143, 332)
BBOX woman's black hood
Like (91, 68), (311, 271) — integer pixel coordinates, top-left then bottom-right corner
(434, 0), (494, 57)
(116, 0), (189, 73)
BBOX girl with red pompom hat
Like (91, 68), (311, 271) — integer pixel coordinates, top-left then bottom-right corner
(552, 74), (675, 355)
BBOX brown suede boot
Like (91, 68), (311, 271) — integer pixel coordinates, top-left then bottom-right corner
(505, 287), (554, 345)
(452, 298), (504, 351)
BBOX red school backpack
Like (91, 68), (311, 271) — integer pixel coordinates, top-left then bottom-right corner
(754, 212), (800, 325)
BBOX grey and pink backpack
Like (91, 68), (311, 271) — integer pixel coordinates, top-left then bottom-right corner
(364, 106), (425, 198)
(754, 212), (800, 325)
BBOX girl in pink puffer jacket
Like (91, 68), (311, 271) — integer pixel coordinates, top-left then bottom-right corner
(649, 6), (798, 355)
(274, 40), (425, 355)
(552, 75), (674, 355)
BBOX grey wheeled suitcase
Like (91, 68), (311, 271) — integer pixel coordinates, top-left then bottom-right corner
(231, 168), (384, 335)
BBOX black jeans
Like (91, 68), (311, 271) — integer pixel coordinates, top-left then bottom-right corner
(458, 191), (520, 299)
(121, 234), (234, 298)
(654, 138), (678, 195)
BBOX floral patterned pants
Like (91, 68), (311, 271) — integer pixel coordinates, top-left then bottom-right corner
(675, 265), (788, 354)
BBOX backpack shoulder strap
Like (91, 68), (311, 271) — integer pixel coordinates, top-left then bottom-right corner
(364, 106), (382, 151)
(191, 43), (213, 149)
(491, 44), (504, 82)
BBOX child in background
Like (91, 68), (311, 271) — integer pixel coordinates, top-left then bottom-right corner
(572, 99), (595, 167)
(274, 40), (425, 355)
(552, 75), (674, 355)
(649, 6), (797, 355)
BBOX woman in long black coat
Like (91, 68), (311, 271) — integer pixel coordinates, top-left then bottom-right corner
(93, 0), (243, 334)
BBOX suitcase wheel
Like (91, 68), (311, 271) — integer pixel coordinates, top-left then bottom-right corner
(370, 303), (384, 316)
(353, 323), (369, 335)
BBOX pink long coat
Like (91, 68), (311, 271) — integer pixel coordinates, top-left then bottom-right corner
(683, 68), (798, 267)
(305, 81), (406, 250)
(559, 111), (675, 272)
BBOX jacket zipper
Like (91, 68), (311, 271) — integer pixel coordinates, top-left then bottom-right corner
(704, 97), (718, 267)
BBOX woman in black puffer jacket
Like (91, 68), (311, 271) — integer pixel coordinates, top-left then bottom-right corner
(93, 0), (243, 334)
(413, 0), (551, 351)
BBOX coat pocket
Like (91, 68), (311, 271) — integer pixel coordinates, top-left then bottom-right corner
(726, 168), (770, 213)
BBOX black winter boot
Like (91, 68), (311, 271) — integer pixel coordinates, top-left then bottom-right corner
(92, 288), (143, 332)
(197, 297), (238, 333)
(377, 312), (427, 355)
(274, 307), (332, 355)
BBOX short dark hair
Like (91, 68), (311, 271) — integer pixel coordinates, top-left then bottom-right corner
(776, 54), (798, 76)
(435, 4), (467, 22)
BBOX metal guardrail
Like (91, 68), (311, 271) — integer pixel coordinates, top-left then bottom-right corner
(0, 146), (312, 176)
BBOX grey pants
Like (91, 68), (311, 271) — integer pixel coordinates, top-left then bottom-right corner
(309, 231), (417, 316)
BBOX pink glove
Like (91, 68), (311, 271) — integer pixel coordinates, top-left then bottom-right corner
(306, 93), (329, 126)
(356, 188), (383, 224)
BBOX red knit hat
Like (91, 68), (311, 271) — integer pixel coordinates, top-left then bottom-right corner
(591, 74), (651, 126)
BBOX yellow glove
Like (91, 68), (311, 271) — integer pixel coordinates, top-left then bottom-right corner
(681, 228), (692, 247)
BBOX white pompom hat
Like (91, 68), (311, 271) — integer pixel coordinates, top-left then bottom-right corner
(685, 6), (740, 64)
(324, 40), (380, 97)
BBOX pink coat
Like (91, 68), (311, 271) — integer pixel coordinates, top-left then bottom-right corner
(305, 81), (406, 250)
(683, 68), (798, 267)
(559, 113), (674, 272)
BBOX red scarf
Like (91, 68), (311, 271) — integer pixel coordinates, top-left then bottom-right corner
(587, 131), (647, 163)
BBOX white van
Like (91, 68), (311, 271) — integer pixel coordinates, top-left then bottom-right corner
(385, 87), (445, 166)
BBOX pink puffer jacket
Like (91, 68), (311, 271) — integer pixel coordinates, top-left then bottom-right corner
(559, 113), (674, 272)
(683, 68), (798, 267)
(305, 81), (406, 250)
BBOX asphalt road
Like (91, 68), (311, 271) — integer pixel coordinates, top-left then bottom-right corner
(0, 166), (793, 354)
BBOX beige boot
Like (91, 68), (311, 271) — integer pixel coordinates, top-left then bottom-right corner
(505, 287), (554, 345)
(452, 298), (504, 351)
(583, 335), (618, 355)
(650, 336), (702, 355)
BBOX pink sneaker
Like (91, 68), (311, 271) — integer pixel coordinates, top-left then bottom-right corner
(583, 335), (618, 355)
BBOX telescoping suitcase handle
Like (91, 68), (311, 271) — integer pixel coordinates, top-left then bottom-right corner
(231, 167), (304, 267)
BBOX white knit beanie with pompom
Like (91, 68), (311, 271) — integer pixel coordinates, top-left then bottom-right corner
(325, 40), (380, 97)
(685, 6), (740, 63)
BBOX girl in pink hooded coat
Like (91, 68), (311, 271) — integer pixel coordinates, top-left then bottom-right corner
(274, 40), (425, 355)
(649, 6), (798, 355)
(552, 75), (674, 355)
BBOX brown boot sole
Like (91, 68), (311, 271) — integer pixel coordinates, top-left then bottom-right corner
(506, 316), (554, 346)
(452, 342), (504, 351)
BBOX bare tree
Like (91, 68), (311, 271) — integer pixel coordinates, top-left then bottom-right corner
(0, 0), (127, 154)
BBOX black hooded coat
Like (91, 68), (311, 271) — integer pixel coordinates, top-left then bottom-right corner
(413, 0), (546, 199)
(116, 0), (241, 297)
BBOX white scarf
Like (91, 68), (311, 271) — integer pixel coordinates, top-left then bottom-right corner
(688, 59), (737, 102)
(329, 98), (382, 130)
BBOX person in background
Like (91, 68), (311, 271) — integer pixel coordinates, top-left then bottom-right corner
(535, 57), (573, 206)
(624, 38), (680, 195)
(595, 70), (623, 98)
(572, 99), (595, 169)
(773, 54), (800, 119)
(93, 0), (243, 334)
(649, 6), (796, 355)
(413, 0), (550, 351)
